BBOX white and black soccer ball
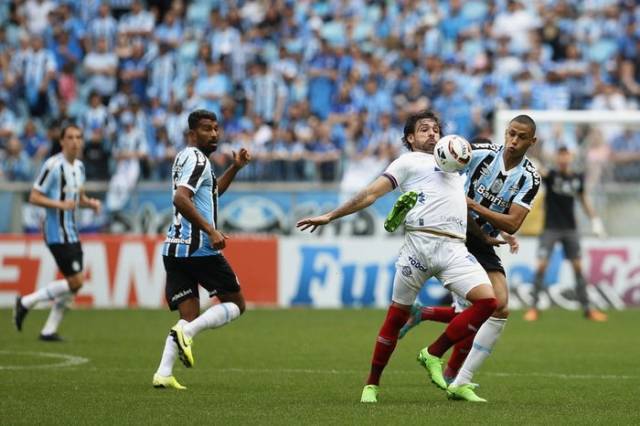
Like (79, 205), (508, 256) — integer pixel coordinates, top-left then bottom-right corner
(434, 134), (472, 172)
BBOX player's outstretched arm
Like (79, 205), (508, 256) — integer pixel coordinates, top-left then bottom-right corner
(467, 198), (529, 235)
(297, 176), (393, 233)
(29, 188), (76, 210)
(218, 148), (251, 196)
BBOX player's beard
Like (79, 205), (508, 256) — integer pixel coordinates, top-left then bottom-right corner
(199, 139), (218, 156)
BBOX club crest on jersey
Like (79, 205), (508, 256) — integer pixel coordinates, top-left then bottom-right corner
(401, 265), (412, 277)
(490, 178), (504, 193)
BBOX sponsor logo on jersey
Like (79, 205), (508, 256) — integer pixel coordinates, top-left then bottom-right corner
(476, 184), (510, 208)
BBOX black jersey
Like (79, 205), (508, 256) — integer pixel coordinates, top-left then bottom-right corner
(544, 169), (584, 230)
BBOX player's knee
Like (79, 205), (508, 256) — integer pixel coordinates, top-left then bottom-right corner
(474, 297), (498, 316)
(67, 278), (83, 293)
(181, 311), (199, 322)
(235, 300), (246, 315)
(493, 305), (509, 319)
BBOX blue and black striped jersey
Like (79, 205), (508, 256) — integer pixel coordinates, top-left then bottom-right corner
(33, 153), (85, 244)
(163, 147), (219, 257)
(465, 142), (540, 237)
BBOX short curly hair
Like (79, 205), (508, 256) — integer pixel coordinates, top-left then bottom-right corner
(401, 110), (442, 151)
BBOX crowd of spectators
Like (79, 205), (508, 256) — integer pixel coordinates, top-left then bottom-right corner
(1, 0), (640, 193)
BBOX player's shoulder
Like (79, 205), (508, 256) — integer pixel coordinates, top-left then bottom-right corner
(73, 159), (85, 170)
(521, 157), (541, 183)
(42, 153), (64, 170)
(469, 137), (501, 153)
(179, 146), (208, 163)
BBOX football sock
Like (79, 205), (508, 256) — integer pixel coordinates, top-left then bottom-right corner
(531, 270), (544, 309)
(421, 306), (457, 323)
(428, 298), (497, 357)
(451, 316), (507, 387)
(21, 280), (71, 309)
(156, 319), (187, 377)
(40, 295), (71, 336)
(183, 302), (241, 340)
(367, 305), (410, 385)
(446, 333), (475, 377)
(575, 273), (590, 313)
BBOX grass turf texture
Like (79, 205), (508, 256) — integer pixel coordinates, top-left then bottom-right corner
(1, 308), (639, 425)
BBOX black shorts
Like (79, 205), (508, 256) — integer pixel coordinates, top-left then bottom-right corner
(48, 242), (84, 277)
(465, 233), (505, 276)
(537, 229), (581, 260)
(162, 255), (241, 311)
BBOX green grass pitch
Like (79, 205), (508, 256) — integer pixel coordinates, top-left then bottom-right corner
(1, 308), (639, 424)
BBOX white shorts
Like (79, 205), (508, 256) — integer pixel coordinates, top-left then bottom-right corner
(391, 232), (490, 306)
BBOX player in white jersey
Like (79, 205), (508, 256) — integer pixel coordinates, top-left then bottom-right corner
(297, 110), (498, 403)
(13, 124), (101, 341)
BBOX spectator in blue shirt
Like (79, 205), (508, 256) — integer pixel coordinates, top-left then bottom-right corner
(307, 38), (338, 120)
(0, 136), (32, 181)
(433, 78), (473, 138)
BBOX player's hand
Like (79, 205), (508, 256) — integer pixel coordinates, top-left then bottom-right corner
(484, 235), (507, 247)
(500, 231), (519, 254)
(208, 229), (228, 250)
(59, 200), (77, 210)
(296, 214), (331, 233)
(591, 217), (606, 238)
(88, 198), (102, 215)
(466, 197), (479, 211)
(232, 148), (251, 169)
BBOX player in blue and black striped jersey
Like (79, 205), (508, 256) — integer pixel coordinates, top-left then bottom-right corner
(13, 124), (102, 341)
(400, 115), (541, 401)
(153, 109), (251, 390)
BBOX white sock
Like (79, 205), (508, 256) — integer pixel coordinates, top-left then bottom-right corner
(155, 320), (188, 377)
(183, 302), (241, 340)
(451, 317), (507, 386)
(40, 295), (71, 336)
(21, 280), (71, 309)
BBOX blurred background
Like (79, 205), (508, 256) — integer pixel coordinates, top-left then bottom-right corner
(0, 0), (639, 311)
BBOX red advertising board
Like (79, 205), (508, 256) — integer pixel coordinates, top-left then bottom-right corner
(0, 235), (278, 307)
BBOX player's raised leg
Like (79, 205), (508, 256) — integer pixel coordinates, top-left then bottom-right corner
(399, 303), (458, 339)
(419, 282), (496, 391)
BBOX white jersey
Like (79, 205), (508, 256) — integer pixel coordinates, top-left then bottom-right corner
(383, 152), (467, 239)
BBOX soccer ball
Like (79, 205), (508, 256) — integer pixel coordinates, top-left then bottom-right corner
(434, 134), (472, 172)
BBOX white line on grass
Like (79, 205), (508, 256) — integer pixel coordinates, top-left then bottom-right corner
(0, 351), (89, 370)
(217, 368), (639, 381)
(68, 366), (637, 381)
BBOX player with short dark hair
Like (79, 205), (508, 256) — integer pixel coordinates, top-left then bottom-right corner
(13, 124), (102, 341)
(152, 109), (251, 390)
(297, 110), (498, 403)
(400, 115), (541, 401)
(524, 146), (607, 322)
